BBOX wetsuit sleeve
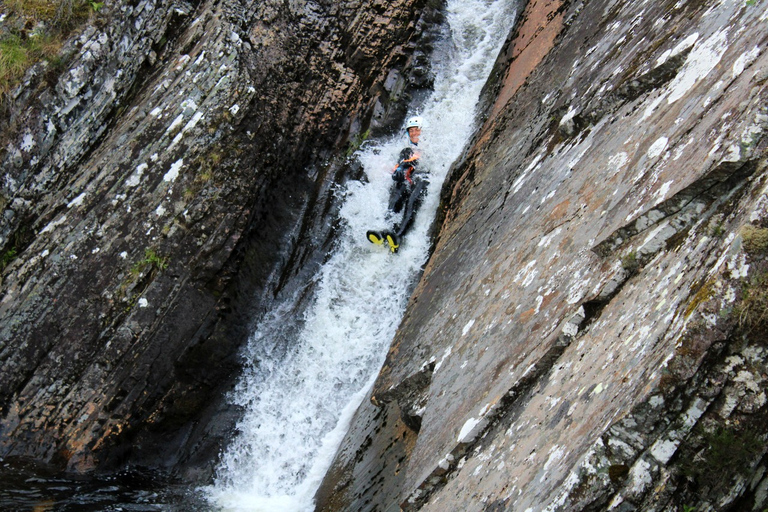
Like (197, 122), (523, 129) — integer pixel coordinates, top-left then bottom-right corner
(392, 164), (407, 182)
(393, 147), (421, 183)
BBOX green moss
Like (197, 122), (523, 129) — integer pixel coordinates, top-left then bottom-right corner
(0, 225), (33, 272)
(708, 222), (725, 238)
(1, 247), (18, 271)
(345, 129), (371, 158)
(184, 150), (220, 199)
(741, 224), (768, 255)
(114, 247), (169, 313)
(684, 279), (715, 318)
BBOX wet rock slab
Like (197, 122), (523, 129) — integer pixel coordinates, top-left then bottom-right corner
(322, 0), (768, 510)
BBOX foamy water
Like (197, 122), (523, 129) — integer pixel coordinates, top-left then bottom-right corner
(206, 1), (518, 509)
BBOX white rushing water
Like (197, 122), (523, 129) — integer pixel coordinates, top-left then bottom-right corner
(206, 0), (518, 510)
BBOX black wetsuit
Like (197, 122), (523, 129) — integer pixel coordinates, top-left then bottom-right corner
(388, 146), (427, 239)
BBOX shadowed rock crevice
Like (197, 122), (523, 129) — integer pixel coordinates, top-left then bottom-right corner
(593, 157), (761, 260)
(372, 361), (435, 434)
(555, 46), (693, 141)
(397, 308), (592, 510)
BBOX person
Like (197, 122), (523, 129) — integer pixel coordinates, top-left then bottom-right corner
(367, 116), (428, 253)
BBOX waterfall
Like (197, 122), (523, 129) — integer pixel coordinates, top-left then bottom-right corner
(206, 0), (518, 509)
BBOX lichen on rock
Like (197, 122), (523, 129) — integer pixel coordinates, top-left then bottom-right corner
(0, 0), (441, 480)
(317, 0), (768, 509)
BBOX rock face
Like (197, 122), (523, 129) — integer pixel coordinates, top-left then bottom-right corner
(0, 0), (440, 479)
(318, 0), (768, 510)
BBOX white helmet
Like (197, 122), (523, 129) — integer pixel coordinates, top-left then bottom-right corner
(405, 116), (423, 131)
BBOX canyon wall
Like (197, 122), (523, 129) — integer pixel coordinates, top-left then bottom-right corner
(0, 0), (440, 479)
(318, 0), (768, 510)
(3, 0), (767, 508)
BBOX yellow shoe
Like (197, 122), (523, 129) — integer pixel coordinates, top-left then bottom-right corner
(386, 233), (400, 253)
(367, 230), (384, 245)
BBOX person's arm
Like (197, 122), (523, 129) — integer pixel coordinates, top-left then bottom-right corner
(392, 147), (420, 183)
(392, 162), (409, 182)
(399, 148), (420, 165)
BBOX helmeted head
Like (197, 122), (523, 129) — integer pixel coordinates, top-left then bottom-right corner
(405, 116), (423, 144)
(405, 116), (423, 131)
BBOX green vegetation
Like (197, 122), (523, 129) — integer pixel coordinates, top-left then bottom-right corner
(741, 224), (768, 255)
(681, 425), (762, 492)
(735, 270), (768, 334)
(4, 0), (96, 27)
(0, 35), (30, 81)
(0, 0), (100, 102)
(131, 248), (169, 276)
(115, 247), (169, 312)
(345, 129), (371, 158)
(708, 221), (725, 238)
(734, 224), (768, 335)
(0, 33), (63, 99)
(0, 226), (32, 272)
(1, 247), (18, 271)
(621, 250), (639, 274)
(184, 150), (221, 200)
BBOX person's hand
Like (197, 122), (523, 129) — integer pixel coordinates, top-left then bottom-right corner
(392, 165), (406, 182)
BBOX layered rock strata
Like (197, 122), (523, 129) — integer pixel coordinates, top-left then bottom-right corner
(318, 0), (768, 510)
(0, 0), (439, 478)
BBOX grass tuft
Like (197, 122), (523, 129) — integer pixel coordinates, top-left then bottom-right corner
(131, 247), (169, 275)
(621, 250), (639, 274)
(681, 425), (762, 491)
(735, 270), (768, 334)
(1, 0), (97, 103)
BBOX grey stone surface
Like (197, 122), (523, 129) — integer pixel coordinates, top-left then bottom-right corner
(322, 0), (768, 510)
(0, 0), (439, 479)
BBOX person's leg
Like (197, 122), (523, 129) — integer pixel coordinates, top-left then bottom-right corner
(388, 182), (407, 213)
(372, 182), (408, 251)
(394, 179), (427, 238)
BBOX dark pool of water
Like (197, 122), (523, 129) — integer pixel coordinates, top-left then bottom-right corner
(0, 458), (214, 511)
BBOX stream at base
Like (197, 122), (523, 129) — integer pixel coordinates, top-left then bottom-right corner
(0, 457), (207, 511)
